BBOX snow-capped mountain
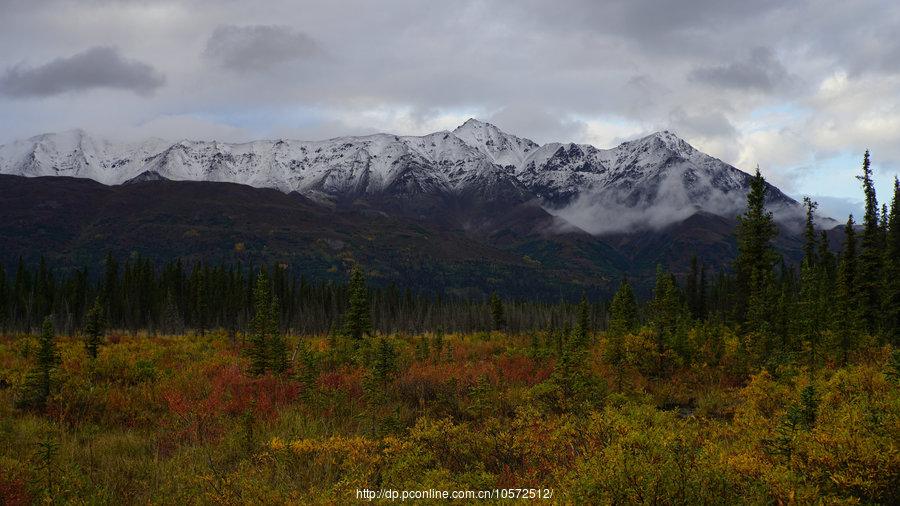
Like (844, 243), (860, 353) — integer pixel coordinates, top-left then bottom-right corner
(0, 120), (802, 233)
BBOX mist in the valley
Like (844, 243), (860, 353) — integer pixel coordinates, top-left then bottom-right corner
(545, 166), (746, 235)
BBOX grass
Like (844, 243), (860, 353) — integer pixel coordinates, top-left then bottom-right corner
(0, 329), (897, 504)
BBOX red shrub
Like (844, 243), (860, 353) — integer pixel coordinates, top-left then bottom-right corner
(317, 365), (364, 399)
(497, 355), (552, 386)
(0, 473), (31, 506)
(160, 363), (300, 449)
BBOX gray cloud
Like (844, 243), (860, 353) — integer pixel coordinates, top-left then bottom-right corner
(0, 0), (898, 202)
(0, 46), (164, 97)
(488, 106), (588, 145)
(689, 47), (792, 92)
(668, 108), (737, 140)
(204, 25), (321, 72)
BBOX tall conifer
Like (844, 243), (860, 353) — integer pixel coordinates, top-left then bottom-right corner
(857, 151), (882, 334)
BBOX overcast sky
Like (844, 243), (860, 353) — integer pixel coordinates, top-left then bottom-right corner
(1, 0), (898, 217)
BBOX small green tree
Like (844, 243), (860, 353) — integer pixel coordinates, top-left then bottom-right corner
(267, 295), (289, 374)
(17, 316), (60, 412)
(249, 273), (274, 375)
(490, 292), (506, 331)
(343, 266), (373, 348)
(571, 295), (591, 349)
(606, 279), (638, 384)
(607, 279), (638, 389)
(295, 339), (319, 399)
(371, 337), (398, 384)
(83, 297), (105, 359)
(649, 266), (691, 368)
(608, 279), (638, 339)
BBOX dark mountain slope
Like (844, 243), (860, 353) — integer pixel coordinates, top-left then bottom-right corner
(0, 174), (635, 299)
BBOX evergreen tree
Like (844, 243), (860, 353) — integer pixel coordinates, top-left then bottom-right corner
(734, 167), (779, 329)
(686, 256), (700, 319)
(83, 297), (105, 359)
(818, 231), (836, 281)
(606, 279), (638, 381)
(697, 262), (707, 320)
(17, 316), (60, 411)
(608, 279), (638, 338)
(882, 177), (900, 345)
(249, 272), (273, 375)
(836, 216), (861, 364)
(343, 266), (372, 347)
(490, 292), (507, 331)
(649, 265), (690, 369)
(268, 294), (289, 374)
(571, 295), (591, 349)
(295, 338), (319, 398)
(371, 336), (398, 384)
(797, 260), (822, 369)
(856, 151), (882, 334)
(802, 197), (818, 265)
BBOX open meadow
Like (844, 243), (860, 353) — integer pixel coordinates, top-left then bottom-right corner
(1, 326), (897, 504)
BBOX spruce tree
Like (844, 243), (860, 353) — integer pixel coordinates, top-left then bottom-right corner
(249, 272), (273, 375)
(649, 265), (690, 368)
(802, 197), (818, 265)
(371, 337), (398, 384)
(608, 279), (638, 337)
(686, 256), (700, 319)
(797, 259), (822, 369)
(343, 266), (372, 347)
(606, 279), (638, 376)
(268, 295), (289, 374)
(856, 150), (882, 335)
(571, 295), (591, 349)
(490, 292), (507, 331)
(836, 216), (861, 363)
(734, 167), (779, 329)
(17, 316), (60, 411)
(882, 178), (900, 345)
(296, 339), (319, 398)
(83, 297), (105, 359)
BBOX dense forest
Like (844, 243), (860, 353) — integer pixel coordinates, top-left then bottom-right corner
(0, 154), (898, 504)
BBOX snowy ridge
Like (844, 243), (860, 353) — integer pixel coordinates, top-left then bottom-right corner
(0, 120), (802, 231)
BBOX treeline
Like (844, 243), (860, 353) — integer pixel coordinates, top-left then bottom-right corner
(0, 255), (606, 335)
(605, 154), (899, 376)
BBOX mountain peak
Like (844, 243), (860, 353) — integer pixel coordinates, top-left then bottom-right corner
(625, 130), (695, 156)
(455, 118), (494, 130)
(452, 118), (538, 168)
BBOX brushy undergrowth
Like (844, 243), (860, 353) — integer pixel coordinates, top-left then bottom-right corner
(0, 329), (897, 504)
